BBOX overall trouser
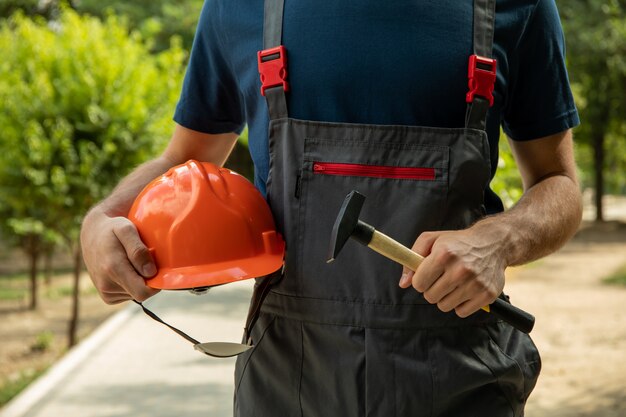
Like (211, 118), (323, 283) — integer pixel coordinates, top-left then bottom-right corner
(235, 1), (541, 415)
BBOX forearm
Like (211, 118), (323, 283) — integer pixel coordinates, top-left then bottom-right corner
(402, 130), (581, 315)
(476, 172), (582, 267)
(96, 155), (177, 218)
(86, 125), (239, 220)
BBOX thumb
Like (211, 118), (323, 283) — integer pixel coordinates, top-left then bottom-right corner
(399, 268), (415, 288)
(112, 218), (157, 278)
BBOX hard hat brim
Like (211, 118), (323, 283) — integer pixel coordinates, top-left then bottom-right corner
(144, 246), (285, 290)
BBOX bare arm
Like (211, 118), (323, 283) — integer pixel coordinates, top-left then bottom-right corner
(81, 124), (239, 303)
(399, 129), (582, 317)
(495, 130), (582, 264)
(98, 124), (239, 217)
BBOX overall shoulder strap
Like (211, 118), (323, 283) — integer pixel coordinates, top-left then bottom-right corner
(259, 0), (288, 120)
(473, 0), (496, 58)
(465, 0), (497, 130)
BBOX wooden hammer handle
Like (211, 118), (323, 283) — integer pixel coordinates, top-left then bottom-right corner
(369, 230), (424, 270)
(367, 230), (535, 334)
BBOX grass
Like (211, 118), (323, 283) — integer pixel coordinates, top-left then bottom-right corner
(603, 263), (626, 286)
(45, 284), (98, 300)
(0, 268), (95, 301)
(0, 273), (29, 301)
(0, 368), (47, 407)
(30, 331), (55, 352)
(0, 287), (28, 301)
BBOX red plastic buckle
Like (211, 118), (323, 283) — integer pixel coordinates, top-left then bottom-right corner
(466, 54), (497, 106)
(257, 46), (289, 96)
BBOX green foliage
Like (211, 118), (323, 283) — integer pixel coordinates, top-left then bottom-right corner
(0, 1), (204, 52)
(45, 284), (75, 299)
(45, 283), (96, 299)
(31, 331), (54, 352)
(604, 262), (626, 286)
(0, 268), (92, 300)
(0, 272), (29, 301)
(0, 368), (47, 406)
(74, 0), (204, 51)
(0, 9), (184, 245)
(238, 129), (249, 147)
(0, 286), (27, 301)
(0, 0), (39, 18)
(560, 1), (626, 194)
(491, 137), (523, 209)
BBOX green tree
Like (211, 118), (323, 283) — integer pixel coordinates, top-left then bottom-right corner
(0, 9), (184, 345)
(0, 0), (40, 18)
(75, 0), (204, 51)
(0, 218), (59, 310)
(0, 0), (74, 20)
(0, 1), (204, 51)
(560, 0), (626, 221)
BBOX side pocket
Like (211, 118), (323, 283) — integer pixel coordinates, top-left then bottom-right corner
(430, 326), (520, 417)
(234, 313), (276, 396)
(234, 315), (303, 417)
(521, 336), (542, 397)
(485, 323), (542, 401)
(470, 332), (526, 416)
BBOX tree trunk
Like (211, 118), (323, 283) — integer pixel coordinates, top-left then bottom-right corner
(68, 244), (82, 347)
(44, 248), (53, 287)
(593, 130), (605, 222)
(28, 246), (39, 310)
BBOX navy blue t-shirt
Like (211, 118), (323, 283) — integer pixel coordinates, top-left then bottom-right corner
(174, 0), (579, 213)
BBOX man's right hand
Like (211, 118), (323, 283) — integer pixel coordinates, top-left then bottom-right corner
(81, 208), (160, 304)
(80, 125), (240, 305)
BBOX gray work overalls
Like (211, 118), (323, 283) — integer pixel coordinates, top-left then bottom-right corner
(235, 1), (541, 416)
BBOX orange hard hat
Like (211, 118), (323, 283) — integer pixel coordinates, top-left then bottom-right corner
(127, 160), (285, 290)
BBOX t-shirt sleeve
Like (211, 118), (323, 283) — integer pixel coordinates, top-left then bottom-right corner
(173, 0), (246, 135)
(502, 0), (580, 141)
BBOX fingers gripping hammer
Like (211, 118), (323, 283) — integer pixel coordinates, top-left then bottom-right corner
(327, 190), (535, 334)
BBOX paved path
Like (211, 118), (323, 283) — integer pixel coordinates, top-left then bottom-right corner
(0, 281), (254, 417)
(507, 229), (626, 417)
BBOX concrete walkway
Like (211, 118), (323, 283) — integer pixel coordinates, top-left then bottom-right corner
(0, 280), (254, 417)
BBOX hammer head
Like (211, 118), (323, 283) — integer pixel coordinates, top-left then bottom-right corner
(327, 190), (366, 263)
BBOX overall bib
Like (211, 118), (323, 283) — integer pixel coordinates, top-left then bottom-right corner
(235, 1), (541, 416)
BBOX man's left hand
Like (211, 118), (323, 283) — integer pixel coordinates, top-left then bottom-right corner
(398, 224), (507, 318)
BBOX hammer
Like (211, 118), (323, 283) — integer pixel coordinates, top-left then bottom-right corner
(327, 190), (535, 334)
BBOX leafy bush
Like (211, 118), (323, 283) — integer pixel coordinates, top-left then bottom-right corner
(491, 137), (523, 209)
(31, 331), (54, 352)
(0, 9), (185, 245)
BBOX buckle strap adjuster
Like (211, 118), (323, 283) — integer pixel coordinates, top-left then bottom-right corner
(466, 54), (497, 106)
(257, 45), (289, 96)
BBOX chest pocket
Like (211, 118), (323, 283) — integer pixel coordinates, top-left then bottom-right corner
(294, 134), (450, 304)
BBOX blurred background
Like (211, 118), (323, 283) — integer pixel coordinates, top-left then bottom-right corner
(0, 1), (624, 416)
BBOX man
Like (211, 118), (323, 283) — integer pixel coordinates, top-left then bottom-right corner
(81, 0), (581, 415)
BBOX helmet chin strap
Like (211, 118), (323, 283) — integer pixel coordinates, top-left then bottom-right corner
(133, 300), (253, 358)
(132, 271), (279, 358)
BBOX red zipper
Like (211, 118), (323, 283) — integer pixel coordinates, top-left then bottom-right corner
(312, 162), (436, 180)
